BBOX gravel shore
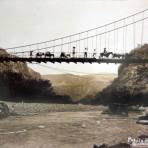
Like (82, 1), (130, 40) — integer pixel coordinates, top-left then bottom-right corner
(1, 101), (104, 115)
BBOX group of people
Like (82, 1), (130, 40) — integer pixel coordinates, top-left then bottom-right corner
(30, 46), (97, 58)
(71, 46), (96, 58)
(30, 47), (126, 59)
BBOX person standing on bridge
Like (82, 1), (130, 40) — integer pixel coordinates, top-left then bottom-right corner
(84, 48), (88, 58)
(103, 48), (107, 54)
(30, 51), (33, 57)
(72, 46), (76, 58)
(93, 49), (96, 58)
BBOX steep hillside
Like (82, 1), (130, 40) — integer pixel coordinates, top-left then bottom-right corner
(0, 48), (40, 79)
(0, 48), (55, 101)
(96, 44), (148, 106)
(43, 74), (116, 102)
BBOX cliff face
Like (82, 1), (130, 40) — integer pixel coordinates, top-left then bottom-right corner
(0, 48), (40, 79)
(96, 44), (148, 106)
(0, 48), (54, 101)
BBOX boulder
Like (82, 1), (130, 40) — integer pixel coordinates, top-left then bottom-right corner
(0, 102), (9, 119)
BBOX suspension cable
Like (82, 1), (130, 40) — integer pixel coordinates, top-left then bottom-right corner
(86, 31), (88, 48)
(100, 35), (101, 53)
(114, 23), (116, 53)
(116, 26), (118, 51)
(52, 40), (55, 53)
(6, 8), (148, 50)
(79, 33), (80, 55)
(96, 29), (98, 52)
(141, 11), (144, 46)
(92, 36), (94, 50)
(108, 32), (110, 51)
(124, 21), (127, 53)
(123, 19), (125, 53)
(104, 25), (107, 48)
(9, 16), (148, 55)
(133, 15), (136, 49)
(61, 39), (63, 52)
(69, 36), (71, 54)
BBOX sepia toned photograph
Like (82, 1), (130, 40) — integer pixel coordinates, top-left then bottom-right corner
(0, 0), (148, 148)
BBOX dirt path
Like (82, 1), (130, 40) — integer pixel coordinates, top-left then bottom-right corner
(0, 109), (148, 148)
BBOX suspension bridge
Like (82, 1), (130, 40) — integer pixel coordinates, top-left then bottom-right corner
(2, 9), (148, 64)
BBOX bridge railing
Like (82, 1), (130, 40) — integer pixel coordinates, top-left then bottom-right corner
(4, 51), (130, 60)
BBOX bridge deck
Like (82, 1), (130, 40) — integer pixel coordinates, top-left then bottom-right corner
(1, 57), (148, 64)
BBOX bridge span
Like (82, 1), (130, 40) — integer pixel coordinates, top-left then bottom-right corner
(2, 8), (148, 64)
(1, 56), (148, 64)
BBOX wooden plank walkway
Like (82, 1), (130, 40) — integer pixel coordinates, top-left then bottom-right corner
(1, 56), (148, 64)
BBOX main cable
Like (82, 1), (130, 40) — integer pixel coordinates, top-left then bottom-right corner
(6, 8), (148, 50)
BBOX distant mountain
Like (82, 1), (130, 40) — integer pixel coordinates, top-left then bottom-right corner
(42, 74), (116, 102)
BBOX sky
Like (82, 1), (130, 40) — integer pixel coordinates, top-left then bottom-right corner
(0, 0), (148, 75)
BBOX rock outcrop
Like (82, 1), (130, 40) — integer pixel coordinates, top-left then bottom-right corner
(96, 44), (148, 106)
(0, 48), (40, 79)
(0, 102), (9, 119)
(0, 48), (54, 101)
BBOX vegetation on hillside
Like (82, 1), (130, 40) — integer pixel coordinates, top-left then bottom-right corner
(95, 44), (148, 106)
(0, 48), (72, 103)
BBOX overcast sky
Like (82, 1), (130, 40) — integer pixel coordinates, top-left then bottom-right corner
(0, 0), (148, 75)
